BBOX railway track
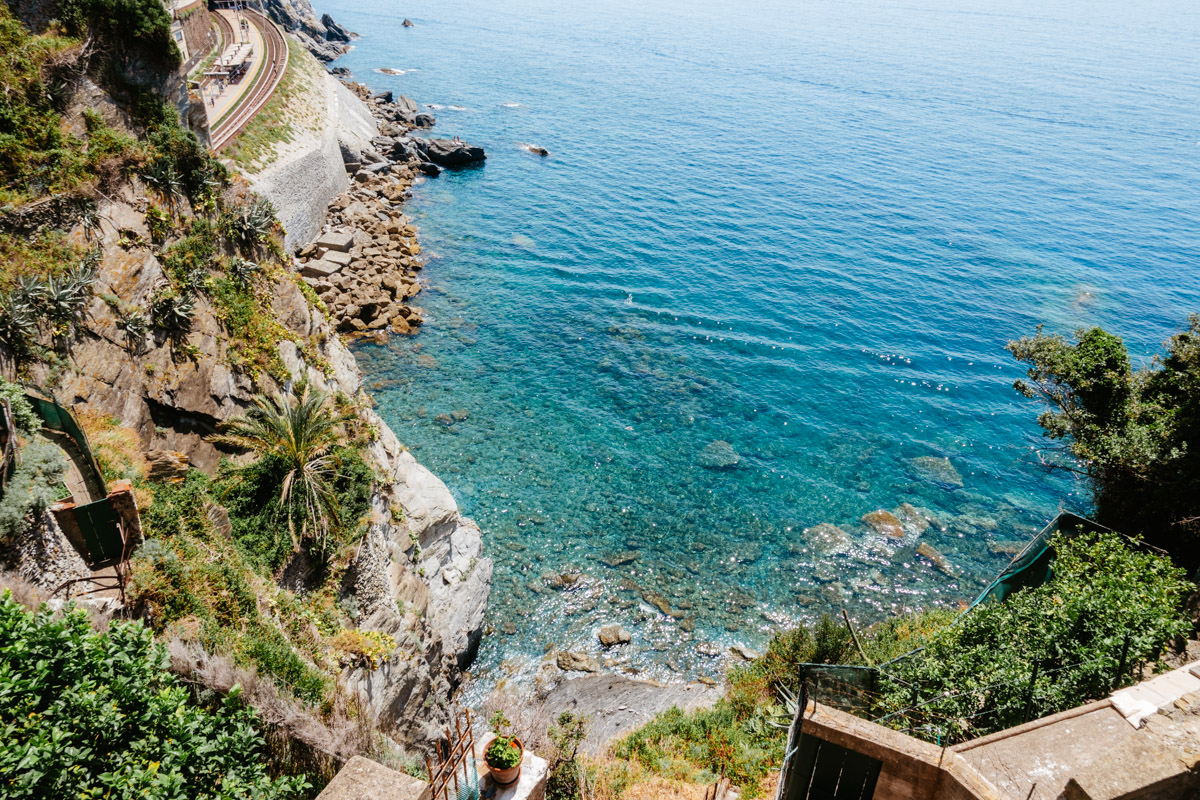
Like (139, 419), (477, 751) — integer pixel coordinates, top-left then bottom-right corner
(213, 10), (233, 50)
(209, 9), (288, 151)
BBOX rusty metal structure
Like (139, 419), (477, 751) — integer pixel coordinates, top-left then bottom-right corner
(425, 708), (480, 800)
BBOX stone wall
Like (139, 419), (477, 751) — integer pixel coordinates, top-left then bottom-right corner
(178, 3), (215, 68)
(250, 74), (377, 249)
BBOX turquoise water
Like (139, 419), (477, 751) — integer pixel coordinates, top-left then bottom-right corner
(313, 0), (1200, 683)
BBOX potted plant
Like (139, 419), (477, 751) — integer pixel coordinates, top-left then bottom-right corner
(484, 711), (524, 787)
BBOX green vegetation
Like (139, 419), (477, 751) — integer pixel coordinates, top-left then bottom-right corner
(613, 702), (787, 796)
(877, 530), (1190, 742)
(130, 471), (338, 705)
(545, 712), (589, 800)
(0, 255), (97, 358)
(1010, 317), (1200, 564)
(57, 0), (179, 72)
(0, 375), (39, 433)
(613, 530), (1189, 793)
(0, 440), (66, 545)
(209, 385), (368, 566)
(0, 592), (307, 799)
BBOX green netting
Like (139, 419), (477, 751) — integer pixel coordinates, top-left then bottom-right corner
(75, 497), (125, 565)
(26, 392), (107, 494)
(967, 512), (1110, 608)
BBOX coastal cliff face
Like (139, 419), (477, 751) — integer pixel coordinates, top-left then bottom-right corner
(259, 0), (352, 62)
(16, 63), (490, 748)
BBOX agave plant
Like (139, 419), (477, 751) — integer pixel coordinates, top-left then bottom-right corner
(141, 160), (184, 217)
(12, 275), (47, 304)
(222, 196), (277, 255)
(0, 292), (40, 351)
(116, 308), (149, 350)
(151, 287), (196, 331)
(77, 202), (103, 241)
(227, 257), (259, 287)
(208, 384), (354, 554)
(42, 265), (96, 325)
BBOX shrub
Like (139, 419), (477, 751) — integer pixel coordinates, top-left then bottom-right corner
(216, 441), (372, 575)
(0, 440), (66, 545)
(0, 376), (39, 433)
(331, 628), (396, 670)
(1010, 317), (1200, 563)
(877, 530), (1191, 743)
(545, 712), (589, 800)
(0, 593), (307, 799)
(611, 703), (783, 796)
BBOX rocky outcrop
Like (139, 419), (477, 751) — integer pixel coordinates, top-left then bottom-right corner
(535, 676), (721, 755)
(259, 0), (354, 61)
(413, 138), (486, 169)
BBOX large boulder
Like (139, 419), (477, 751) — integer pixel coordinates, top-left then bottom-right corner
(321, 13), (352, 42)
(417, 138), (486, 168)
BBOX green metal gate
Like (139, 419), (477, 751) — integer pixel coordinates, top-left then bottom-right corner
(783, 734), (881, 800)
(74, 498), (125, 565)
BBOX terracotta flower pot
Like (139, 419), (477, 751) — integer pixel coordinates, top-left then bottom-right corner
(486, 737), (524, 788)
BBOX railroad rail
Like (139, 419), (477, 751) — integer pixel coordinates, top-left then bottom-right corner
(213, 10), (234, 51)
(209, 9), (288, 151)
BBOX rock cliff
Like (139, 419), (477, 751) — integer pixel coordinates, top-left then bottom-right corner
(259, 0), (352, 62)
(21, 91), (491, 750)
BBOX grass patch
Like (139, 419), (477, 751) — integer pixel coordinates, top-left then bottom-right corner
(225, 38), (324, 173)
(129, 470), (340, 706)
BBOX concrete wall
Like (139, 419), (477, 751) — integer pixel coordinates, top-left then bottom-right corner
(794, 703), (1001, 800)
(250, 73), (377, 249)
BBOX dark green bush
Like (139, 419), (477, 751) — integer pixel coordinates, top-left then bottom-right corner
(217, 447), (374, 575)
(877, 530), (1191, 743)
(1010, 316), (1200, 563)
(0, 593), (307, 799)
(58, 0), (179, 72)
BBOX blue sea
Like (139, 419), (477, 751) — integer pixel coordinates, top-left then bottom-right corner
(313, 0), (1200, 684)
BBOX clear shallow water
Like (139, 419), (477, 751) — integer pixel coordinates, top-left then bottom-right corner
(313, 0), (1200, 684)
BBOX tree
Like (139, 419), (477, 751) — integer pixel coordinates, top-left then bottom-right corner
(208, 384), (353, 555)
(1009, 316), (1200, 563)
(0, 593), (307, 799)
(545, 712), (589, 800)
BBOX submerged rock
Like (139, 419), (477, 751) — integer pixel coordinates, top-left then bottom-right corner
(802, 523), (852, 555)
(909, 456), (964, 488)
(601, 550), (639, 567)
(698, 440), (740, 469)
(729, 644), (759, 661)
(862, 509), (905, 538)
(917, 542), (955, 576)
(894, 502), (933, 535)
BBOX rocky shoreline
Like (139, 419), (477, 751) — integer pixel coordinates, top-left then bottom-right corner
(292, 82), (485, 338)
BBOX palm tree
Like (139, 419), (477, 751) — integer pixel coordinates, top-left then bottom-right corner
(208, 384), (354, 555)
